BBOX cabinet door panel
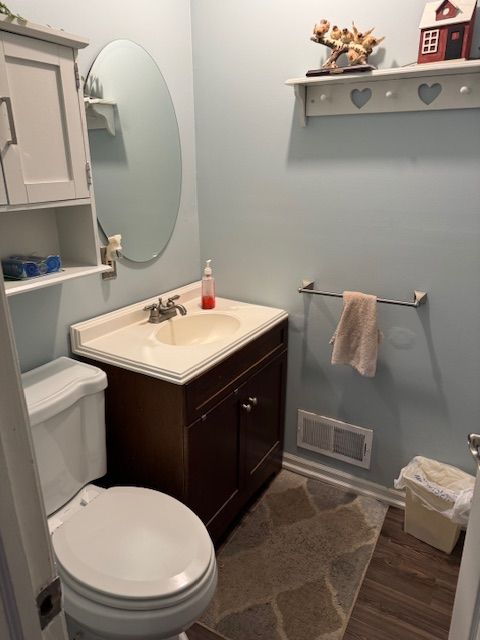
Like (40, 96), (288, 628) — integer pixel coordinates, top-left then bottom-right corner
(187, 393), (242, 527)
(0, 33), (88, 205)
(241, 353), (287, 493)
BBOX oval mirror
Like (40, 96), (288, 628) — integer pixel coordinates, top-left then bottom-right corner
(85, 40), (182, 262)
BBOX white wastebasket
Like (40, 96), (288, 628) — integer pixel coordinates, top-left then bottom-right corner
(404, 487), (460, 553)
(395, 456), (475, 554)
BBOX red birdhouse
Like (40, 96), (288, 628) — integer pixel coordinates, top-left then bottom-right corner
(417, 0), (477, 63)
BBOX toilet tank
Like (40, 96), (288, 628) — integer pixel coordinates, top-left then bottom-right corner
(22, 357), (108, 516)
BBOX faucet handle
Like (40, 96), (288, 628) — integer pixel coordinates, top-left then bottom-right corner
(166, 295), (180, 307)
(144, 303), (161, 323)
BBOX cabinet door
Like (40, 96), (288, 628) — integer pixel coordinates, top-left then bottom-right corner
(187, 392), (243, 536)
(240, 352), (287, 495)
(0, 32), (89, 205)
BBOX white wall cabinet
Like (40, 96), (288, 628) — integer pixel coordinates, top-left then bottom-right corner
(0, 17), (109, 295)
(0, 32), (89, 205)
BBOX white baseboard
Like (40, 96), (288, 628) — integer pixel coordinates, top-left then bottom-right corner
(283, 452), (405, 509)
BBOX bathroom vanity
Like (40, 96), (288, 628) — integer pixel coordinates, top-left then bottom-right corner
(71, 283), (288, 543)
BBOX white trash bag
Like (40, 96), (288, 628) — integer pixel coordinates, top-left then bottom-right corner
(395, 456), (475, 526)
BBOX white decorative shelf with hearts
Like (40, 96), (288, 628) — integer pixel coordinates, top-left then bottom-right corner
(286, 59), (480, 126)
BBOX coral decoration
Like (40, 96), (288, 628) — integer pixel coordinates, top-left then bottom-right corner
(311, 20), (385, 69)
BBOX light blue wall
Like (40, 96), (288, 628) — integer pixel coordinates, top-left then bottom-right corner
(8, 0), (200, 371)
(191, 0), (480, 485)
(7, 0), (480, 489)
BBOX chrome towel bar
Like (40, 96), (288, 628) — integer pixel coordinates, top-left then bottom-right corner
(298, 280), (428, 308)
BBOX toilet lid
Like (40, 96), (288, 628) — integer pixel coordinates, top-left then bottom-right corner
(52, 486), (213, 600)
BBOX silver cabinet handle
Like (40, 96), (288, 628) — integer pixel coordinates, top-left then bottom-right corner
(241, 403), (252, 413)
(468, 434), (480, 468)
(0, 97), (18, 145)
(248, 396), (258, 407)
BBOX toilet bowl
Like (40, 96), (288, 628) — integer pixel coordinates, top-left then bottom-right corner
(22, 357), (217, 640)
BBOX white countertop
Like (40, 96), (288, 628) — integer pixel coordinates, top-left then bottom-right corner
(70, 282), (288, 384)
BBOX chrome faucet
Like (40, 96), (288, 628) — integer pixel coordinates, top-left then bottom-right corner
(144, 295), (187, 324)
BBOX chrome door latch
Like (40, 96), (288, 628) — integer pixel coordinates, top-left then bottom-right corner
(468, 433), (480, 469)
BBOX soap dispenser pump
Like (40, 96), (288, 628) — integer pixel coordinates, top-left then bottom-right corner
(201, 259), (215, 309)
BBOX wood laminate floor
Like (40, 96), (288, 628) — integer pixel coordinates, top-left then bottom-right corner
(188, 623), (228, 640)
(189, 506), (464, 640)
(344, 506), (463, 640)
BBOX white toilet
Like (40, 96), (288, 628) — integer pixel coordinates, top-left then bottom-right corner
(22, 357), (217, 640)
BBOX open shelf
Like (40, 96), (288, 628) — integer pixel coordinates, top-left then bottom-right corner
(286, 59), (480, 124)
(84, 97), (116, 136)
(1, 204), (107, 296)
(4, 264), (110, 297)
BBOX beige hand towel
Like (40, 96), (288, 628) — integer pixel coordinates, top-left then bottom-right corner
(329, 291), (382, 378)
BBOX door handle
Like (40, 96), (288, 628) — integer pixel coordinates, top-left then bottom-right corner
(0, 96), (18, 145)
(468, 433), (480, 469)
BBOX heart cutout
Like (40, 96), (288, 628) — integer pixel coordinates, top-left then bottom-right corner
(350, 87), (372, 109)
(418, 82), (442, 105)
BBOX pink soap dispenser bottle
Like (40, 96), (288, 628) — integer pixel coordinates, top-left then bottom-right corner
(201, 259), (215, 309)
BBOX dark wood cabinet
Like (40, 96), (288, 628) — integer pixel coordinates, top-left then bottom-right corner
(85, 319), (287, 544)
(241, 354), (285, 496)
(186, 391), (242, 529)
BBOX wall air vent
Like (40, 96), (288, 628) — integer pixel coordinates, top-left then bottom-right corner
(297, 410), (373, 469)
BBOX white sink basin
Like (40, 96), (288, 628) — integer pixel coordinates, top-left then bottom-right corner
(70, 282), (287, 384)
(155, 313), (241, 346)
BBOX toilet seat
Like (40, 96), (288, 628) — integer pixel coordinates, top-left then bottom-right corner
(52, 486), (214, 607)
(60, 552), (217, 640)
